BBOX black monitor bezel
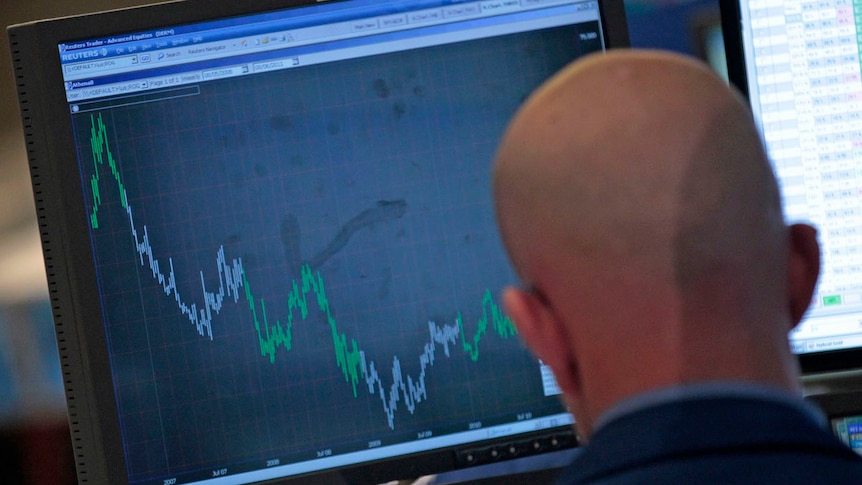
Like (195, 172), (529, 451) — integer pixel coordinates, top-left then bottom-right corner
(7, 0), (629, 483)
(719, 0), (862, 376)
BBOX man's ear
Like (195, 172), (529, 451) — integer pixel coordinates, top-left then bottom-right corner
(787, 223), (820, 329)
(503, 286), (580, 398)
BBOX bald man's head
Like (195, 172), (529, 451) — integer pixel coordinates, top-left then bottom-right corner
(492, 50), (819, 437)
(494, 50), (783, 299)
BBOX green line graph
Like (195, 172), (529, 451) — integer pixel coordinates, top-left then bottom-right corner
(85, 110), (518, 427)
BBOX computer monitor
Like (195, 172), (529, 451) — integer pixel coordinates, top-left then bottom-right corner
(721, 0), (862, 374)
(807, 390), (862, 455)
(7, 0), (629, 483)
(690, 10), (728, 81)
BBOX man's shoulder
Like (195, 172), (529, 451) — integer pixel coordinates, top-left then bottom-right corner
(554, 394), (862, 484)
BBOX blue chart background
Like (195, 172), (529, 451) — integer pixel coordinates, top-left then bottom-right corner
(73, 25), (597, 483)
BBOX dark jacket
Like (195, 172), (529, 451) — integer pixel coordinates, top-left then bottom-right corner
(555, 395), (862, 484)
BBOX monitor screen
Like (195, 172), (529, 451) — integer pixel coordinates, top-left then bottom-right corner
(832, 415), (862, 455)
(7, 0), (629, 483)
(721, 0), (862, 373)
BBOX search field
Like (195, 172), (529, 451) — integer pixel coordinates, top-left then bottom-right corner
(64, 55), (139, 76)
